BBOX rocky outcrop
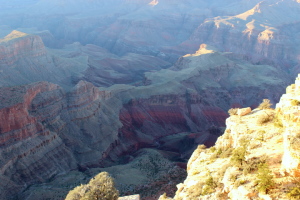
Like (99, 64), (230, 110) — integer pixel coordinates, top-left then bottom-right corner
(0, 31), (90, 88)
(161, 74), (300, 200)
(276, 74), (300, 177)
(0, 30), (46, 66)
(189, 0), (300, 66)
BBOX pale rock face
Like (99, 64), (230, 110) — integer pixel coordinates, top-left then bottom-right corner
(228, 186), (251, 200)
(277, 74), (300, 177)
(237, 107), (252, 116)
(222, 166), (240, 193)
(281, 126), (300, 177)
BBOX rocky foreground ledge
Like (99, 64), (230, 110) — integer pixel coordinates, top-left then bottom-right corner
(160, 74), (300, 200)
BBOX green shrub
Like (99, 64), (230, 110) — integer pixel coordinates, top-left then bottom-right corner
(291, 99), (300, 106)
(257, 113), (274, 125)
(209, 146), (216, 153)
(255, 163), (274, 194)
(65, 172), (119, 200)
(234, 178), (247, 188)
(219, 148), (233, 158)
(258, 99), (272, 110)
(230, 138), (249, 168)
(243, 156), (266, 175)
(187, 182), (203, 198)
(202, 174), (216, 195)
(287, 187), (300, 200)
(273, 115), (283, 128)
(231, 146), (247, 167)
(256, 130), (266, 142)
(228, 108), (238, 116)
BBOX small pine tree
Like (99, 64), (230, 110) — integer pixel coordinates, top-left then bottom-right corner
(255, 163), (274, 194)
(202, 174), (216, 195)
(228, 108), (238, 116)
(258, 99), (272, 110)
(231, 146), (247, 167)
(257, 113), (274, 125)
(291, 99), (300, 106)
(65, 172), (119, 200)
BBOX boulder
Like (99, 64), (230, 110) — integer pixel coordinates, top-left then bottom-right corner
(237, 107), (252, 116)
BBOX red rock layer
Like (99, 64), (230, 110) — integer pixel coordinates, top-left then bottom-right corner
(0, 82), (76, 198)
(117, 94), (227, 156)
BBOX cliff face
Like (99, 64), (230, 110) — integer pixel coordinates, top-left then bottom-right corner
(0, 31), (84, 88)
(0, 81), (120, 198)
(0, 82), (77, 198)
(189, 0), (300, 66)
(0, 30), (46, 66)
(162, 74), (300, 200)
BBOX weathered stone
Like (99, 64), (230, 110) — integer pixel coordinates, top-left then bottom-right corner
(118, 194), (140, 200)
(237, 107), (252, 116)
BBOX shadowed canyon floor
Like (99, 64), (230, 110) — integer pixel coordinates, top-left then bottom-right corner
(0, 0), (299, 199)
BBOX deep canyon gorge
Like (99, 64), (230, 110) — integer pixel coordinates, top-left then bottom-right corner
(0, 0), (300, 199)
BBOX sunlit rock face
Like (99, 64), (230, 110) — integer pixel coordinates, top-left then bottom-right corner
(0, 30), (46, 66)
(276, 74), (300, 177)
(189, 0), (300, 66)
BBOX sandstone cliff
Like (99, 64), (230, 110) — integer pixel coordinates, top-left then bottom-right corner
(160, 74), (300, 199)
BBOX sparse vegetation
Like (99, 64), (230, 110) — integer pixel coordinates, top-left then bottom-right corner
(65, 172), (119, 200)
(273, 114), (284, 128)
(290, 137), (300, 149)
(202, 173), (217, 195)
(219, 147), (233, 158)
(209, 146), (216, 153)
(228, 108), (238, 116)
(258, 99), (272, 110)
(291, 99), (300, 106)
(256, 130), (266, 142)
(186, 181), (203, 198)
(230, 138), (249, 168)
(286, 178), (300, 199)
(231, 146), (247, 167)
(243, 156), (266, 175)
(257, 112), (274, 125)
(287, 187), (300, 200)
(234, 178), (247, 188)
(255, 162), (274, 194)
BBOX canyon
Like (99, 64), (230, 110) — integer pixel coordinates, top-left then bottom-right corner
(0, 0), (299, 199)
